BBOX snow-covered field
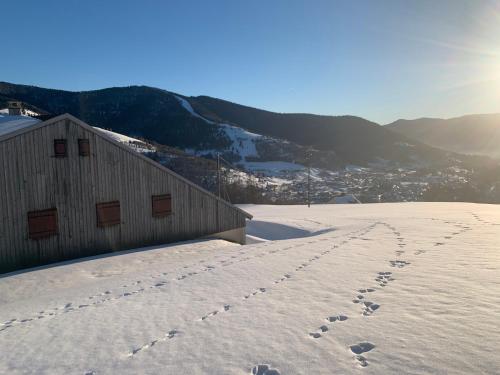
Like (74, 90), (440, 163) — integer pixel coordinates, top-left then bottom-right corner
(1, 203), (500, 374)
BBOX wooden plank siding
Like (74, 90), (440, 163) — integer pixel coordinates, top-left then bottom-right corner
(0, 115), (250, 273)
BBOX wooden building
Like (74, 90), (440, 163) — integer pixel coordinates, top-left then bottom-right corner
(0, 113), (252, 273)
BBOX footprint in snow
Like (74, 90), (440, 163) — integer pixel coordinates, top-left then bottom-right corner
(309, 332), (322, 338)
(358, 288), (375, 294)
(327, 315), (348, 323)
(375, 272), (394, 287)
(350, 342), (375, 367)
(251, 364), (281, 375)
(309, 315), (347, 338)
(389, 260), (410, 268)
(361, 301), (380, 316)
(350, 342), (375, 355)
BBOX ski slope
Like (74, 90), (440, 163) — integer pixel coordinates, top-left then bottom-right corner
(1, 203), (499, 374)
(174, 95), (261, 161)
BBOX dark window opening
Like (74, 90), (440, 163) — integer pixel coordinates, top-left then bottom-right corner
(28, 208), (58, 239)
(96, 201), (121, 227)
(152, 194), (172, 217)
(78, 139), (90, 156)
(54, 139), (67, 158)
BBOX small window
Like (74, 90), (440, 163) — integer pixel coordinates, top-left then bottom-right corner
(28, 208), (58, 239)
(78, 139), (90, 156)
(96, 201), (121, 227)
(152, 194), (172, 217)
(54, 139), (67, 158)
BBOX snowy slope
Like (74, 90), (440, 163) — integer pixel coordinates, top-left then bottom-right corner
(174, 95), (216, 124)
(1, 203), (500, 374)
(175, 95), (262, 161)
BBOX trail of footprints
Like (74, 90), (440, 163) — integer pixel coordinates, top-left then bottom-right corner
(0, 280), (165, 332)
(126, 329), (179, 357)
(5, 223), (381, 363)
(305, 222), (402, 371)
(307, 217), (476, 370)
(306, 222), (405, 369)
(199, 304), (231, 321)
(127, 224), (379, 358)
(470, 212), (500, 226)
(0, 242), (273, 331)
(309, 314), (348, 339)
(127, 269), (294, 356)
(0, 234), (339, 334)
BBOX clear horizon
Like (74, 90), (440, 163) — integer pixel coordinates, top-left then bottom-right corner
(3, 0), (500, 123)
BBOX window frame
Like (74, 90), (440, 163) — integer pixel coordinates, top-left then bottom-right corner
(96, 201), (121, 227)
(54, 139), (67, 158)
(78, 138), (90, 157)
(152, 194), (172, 218)
(28, 208), (58, 240)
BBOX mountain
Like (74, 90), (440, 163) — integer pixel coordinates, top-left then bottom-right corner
(386, 114), (500, 159)
(0, 82), (228, 151)
(0, 81), (453, 167)
(186, 95), (449, 165)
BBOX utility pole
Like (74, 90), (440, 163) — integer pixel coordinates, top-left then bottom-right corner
(307, 148), (311, 208)
(217, 152), (221, 198)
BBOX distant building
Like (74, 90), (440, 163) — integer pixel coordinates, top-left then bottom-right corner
(7, 101), (22, 115)
(0, 113), (252, 273)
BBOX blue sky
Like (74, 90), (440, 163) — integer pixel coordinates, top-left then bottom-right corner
(3, 0), (500, 123)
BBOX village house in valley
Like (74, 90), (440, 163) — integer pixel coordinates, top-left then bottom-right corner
(0, 113), (252, 273)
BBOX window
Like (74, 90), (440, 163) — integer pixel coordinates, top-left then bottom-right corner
(96, 201), (121, 227)
(54, 139), (67, 157)
(152, 194), (172, 217)
(78, 139), (90, 156)
(28, 208), (58, 239)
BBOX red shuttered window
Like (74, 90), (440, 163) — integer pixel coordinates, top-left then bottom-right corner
(54, 139), (67, 157)
(28, 208), (58, 239)
(78, 139), (90, 156)
(152, 194), (172, 218)
(96, 201), (121, 227)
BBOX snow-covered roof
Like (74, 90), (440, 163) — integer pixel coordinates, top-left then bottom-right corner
(92, 127), (156, 153)
(0, 114), (41, 138)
